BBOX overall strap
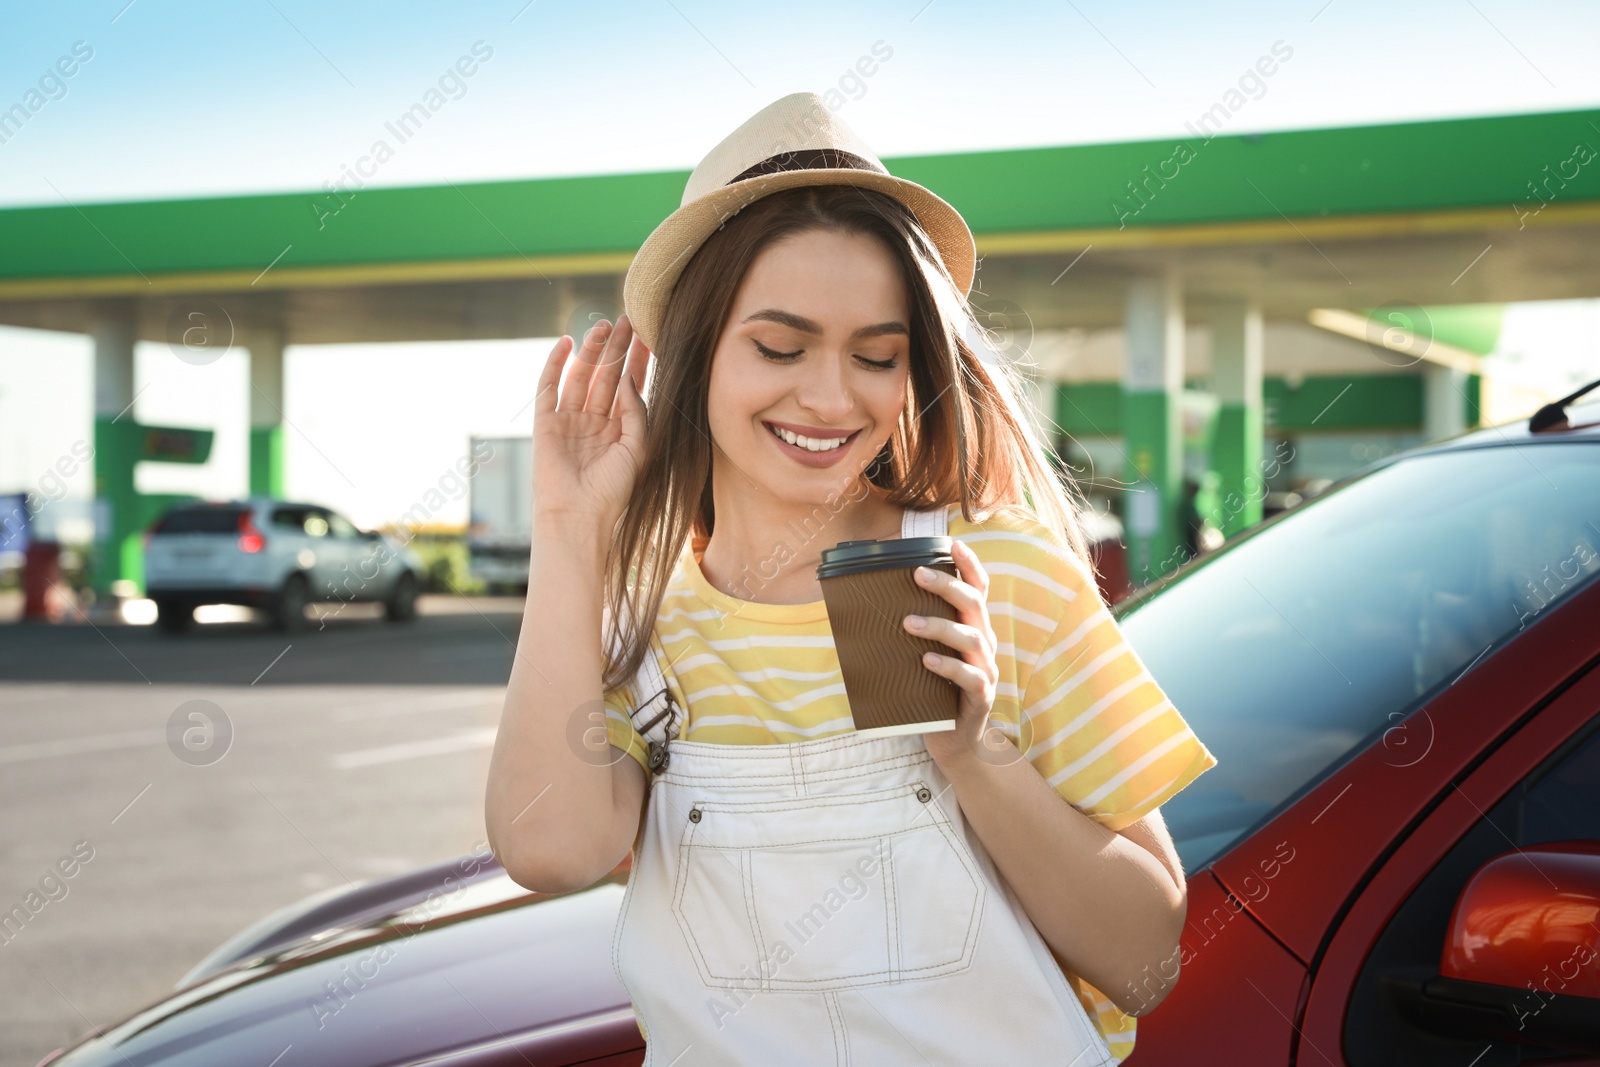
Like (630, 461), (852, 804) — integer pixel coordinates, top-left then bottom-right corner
(629, 634), (681, 776)
(631, 505), (949, 775)
(902, 503), (952, 539)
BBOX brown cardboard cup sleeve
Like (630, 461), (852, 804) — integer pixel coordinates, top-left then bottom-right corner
(818, 535), (961, 737)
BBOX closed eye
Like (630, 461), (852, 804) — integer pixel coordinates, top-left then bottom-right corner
(754, 340), (898, 371)
(754, 340), (802, 362)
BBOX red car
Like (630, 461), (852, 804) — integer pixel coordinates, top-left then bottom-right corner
(36, 385), (1600, 1066)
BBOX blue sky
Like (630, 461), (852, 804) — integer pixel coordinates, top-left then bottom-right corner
(2, 0), (1598, 205)
(1, 0), (1598, 530)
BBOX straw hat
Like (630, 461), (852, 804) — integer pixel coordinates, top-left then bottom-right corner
(622, 91), (977, 354)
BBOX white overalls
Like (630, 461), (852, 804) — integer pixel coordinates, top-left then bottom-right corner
(612, 507), (1116, 1066)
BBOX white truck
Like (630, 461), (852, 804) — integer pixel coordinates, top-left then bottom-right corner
(466, 436), (532, 594)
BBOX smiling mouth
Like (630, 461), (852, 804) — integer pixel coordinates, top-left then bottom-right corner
(764, 422), (861, 453)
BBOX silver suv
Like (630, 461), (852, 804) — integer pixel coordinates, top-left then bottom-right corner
(142, 498), (423, 633)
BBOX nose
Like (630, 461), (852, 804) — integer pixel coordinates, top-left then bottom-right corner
(794, 351), (857, 423)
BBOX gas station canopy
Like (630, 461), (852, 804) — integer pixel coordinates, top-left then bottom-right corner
(1, 104), (1596, 593)
(0, 106), (1595, 341)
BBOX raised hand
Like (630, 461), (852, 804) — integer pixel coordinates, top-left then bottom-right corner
(531, 314), (652, 538)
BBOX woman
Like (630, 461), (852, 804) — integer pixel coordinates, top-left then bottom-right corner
(485, 92), (1216, 1065)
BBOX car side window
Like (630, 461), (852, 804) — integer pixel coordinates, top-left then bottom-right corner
(326, 512), (360, 540)
(272, 507), (311, 532)
(1343, 706), (1600, 1065)
(1522, 726), (1600, 845)
(302, 510), (331, 538)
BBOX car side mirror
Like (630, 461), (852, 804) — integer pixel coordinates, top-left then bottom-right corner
(1388, 842), (1600, 1054)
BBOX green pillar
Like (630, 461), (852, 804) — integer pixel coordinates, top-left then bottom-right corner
(249, 426), (286, 496)
(249, 327), (287, 496)
(1207, 298), (1264, 537)
(1122, 275), (1185, 584)
(91, 305), (142, 597)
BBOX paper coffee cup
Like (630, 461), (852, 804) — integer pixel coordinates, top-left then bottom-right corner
(818, 534), (961, 737)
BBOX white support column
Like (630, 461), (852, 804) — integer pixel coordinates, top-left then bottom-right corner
(1207, 297), (1265, 535)
(92, 309), (136, 421)
(90, 302), (140, 594)
(1423, 363), (1468, 441)
(248, 325), (287, 496)
(1122, 273), (1186, 583)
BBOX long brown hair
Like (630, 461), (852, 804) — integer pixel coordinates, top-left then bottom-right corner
(602, 184), (1094, 696)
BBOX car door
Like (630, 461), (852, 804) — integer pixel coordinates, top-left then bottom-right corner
(272, 505), (344, 598)
(267, 504), (314, 580)
(324, 508), (391, 601)
(1298, 658), (1600, 1066)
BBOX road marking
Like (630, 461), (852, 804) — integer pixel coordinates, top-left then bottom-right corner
(0, 728), (166, 765)
(333, 689), (499, 722)
(331, 727), (498, 770)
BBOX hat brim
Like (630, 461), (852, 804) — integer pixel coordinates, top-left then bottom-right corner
(622, 169), (976, 355)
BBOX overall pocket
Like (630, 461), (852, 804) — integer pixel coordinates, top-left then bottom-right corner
(670, 780), (986, 993)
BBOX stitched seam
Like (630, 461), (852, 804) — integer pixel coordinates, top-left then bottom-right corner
(678, 830), (981, 985)
(884, 837), (898, 982)
(742, 848), (768, 993)
(612, 809), (655, 1064)
(611, 844), (640, 999)
(932, 819), (987, 966)
(692, 783), (920, 814)
(826, 990), (849, 1067)
(687, 825), (953, 851)
(670, 809), (708, 983)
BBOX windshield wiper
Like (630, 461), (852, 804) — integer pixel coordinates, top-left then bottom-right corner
(1529, 376), (1600, 433)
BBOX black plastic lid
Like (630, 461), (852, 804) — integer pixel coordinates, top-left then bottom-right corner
(816, 535), (954, 581)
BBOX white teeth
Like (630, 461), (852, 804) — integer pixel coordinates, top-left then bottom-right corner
(770, 424), (847, 451)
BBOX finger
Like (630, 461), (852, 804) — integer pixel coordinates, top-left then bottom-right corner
(915, 564), (996, 659)
(952, 539), (991, 595)
(614, 330), (651, 418)
(905, 614), (987, 661)
(535, 335), (575, 417)
(914, 565), (984, 618)
(559, 321), (611, 412)
(922, 650), (992, 698)
(624, 332), (653, 402)
(586, 314), (634, 417)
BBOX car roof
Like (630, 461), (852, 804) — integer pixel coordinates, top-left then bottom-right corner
(1387, 396), (1600, 461)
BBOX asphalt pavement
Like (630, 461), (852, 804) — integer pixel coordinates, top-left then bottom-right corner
(0, 596), (526, 1067)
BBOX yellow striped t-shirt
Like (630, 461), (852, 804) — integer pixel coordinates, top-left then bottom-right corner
(604, 503), (1216, 1060)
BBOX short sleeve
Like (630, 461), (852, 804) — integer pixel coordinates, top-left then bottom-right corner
(1019, 546), (1215, 833)
(604, 680), (650, 780)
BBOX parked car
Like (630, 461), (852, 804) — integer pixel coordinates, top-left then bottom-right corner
(37, 387), (1600, 1066)
(142, 498), (424, 633)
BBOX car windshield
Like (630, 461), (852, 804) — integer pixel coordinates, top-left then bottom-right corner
(1117, 440), (1600, 871)
(156, 506), (246, 534)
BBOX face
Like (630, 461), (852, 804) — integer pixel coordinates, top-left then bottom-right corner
(706, 227), (912, 508)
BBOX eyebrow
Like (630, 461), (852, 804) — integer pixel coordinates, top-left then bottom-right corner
(741, 308), (909, 340)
